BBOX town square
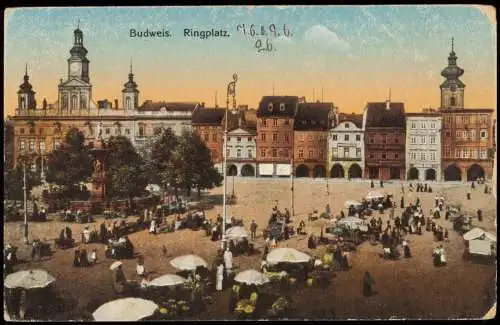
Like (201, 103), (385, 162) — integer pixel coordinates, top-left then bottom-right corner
(3, 6), (497, 321)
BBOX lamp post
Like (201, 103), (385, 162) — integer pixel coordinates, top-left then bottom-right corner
(222, 73), (238, 250)
(290, 158), (294, 218)
(23, 161), (29, 245)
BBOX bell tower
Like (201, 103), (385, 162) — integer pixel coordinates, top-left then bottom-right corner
(17, 63), (37, 112)
(440, 37), (465, 110)
(122, 60), (139, 110)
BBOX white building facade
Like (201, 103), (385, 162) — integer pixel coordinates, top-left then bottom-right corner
(405, 114), (442, 181)
(226, 127), (257, 176)
(328, 117), (364, 179)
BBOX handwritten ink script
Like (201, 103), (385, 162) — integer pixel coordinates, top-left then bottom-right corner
(236, 24), (293, 53)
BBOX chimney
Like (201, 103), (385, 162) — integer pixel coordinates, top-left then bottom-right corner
(201, 102), (205, 108)
(115, 99), (119, 109)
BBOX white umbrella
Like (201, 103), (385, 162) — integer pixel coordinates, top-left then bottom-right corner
(109, 261), (123, 271)
(93, 298), (159, 321)
(170, 254), (208, 271)
(344, 200), (362, 209)
(365, 191), (385, 200)
(4, 269), (56, 290)
(149, 274), (187, 287)
(234, 269), (269, 286)
(225, 226), (248, 239)
(266, 248), (311, 265)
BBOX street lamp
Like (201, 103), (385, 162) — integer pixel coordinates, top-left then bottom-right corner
(23, 161), (28, 245)
(290, 158), (294, 218)
(222, 73), (238, 250)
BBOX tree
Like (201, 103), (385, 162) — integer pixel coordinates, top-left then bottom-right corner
(45, 128), (93, 199)
(190, 133), (223, 198)
(3, 159), (42, 204)
(106, 136), (149, 208)
(151, 128), (180, 193)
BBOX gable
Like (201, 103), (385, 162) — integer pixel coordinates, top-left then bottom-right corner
(228, 127), (252, 136)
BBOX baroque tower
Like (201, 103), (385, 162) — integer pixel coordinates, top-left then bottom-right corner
(17, 63), (37, 111)
(440, 37), (465, 110)
(122, 60), (139, 110)
(58, 22), (94, 111)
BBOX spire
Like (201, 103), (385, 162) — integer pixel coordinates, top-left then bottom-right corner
(25, 62), (28, 76)
(129, 59), (133, 75)
(451, 37), (454, 53)
(77, 18), (80, 30)
(441, 37), (464, 84)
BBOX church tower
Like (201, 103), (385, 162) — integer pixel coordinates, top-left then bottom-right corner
(122, 61), (139, 110)
(440, 37), (465, 110)
(17, 64), (37, 111)
(58, 21), (94, 112)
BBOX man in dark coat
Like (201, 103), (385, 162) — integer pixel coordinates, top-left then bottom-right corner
(370, 180), (374, 188)
(363, 271), (375, 297)
(477, 209), (483, 222)
(380, 180), (384, 188)
(65, 226), (72, 241)
(400, 197), (404, 209)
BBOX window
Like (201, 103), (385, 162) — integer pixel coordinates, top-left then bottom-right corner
(444, 147), (451, 157)
(369, 153), (374, 159)
(332, 148), (337, 158)
(263, 119), (267, 126)
(470, 130), (476, 139)
(411, 152), (416, 160)
(480, 149), (487, 159)
(39, 141), (45, 152)
(462, 148), (468, 158)
(307, 135), (312, 141)
(344, 134), (349, 141)
(268, 103), (273, 112)
(394, 138), (399, 144)
(369, 137), (374, 144)
(139, 126), (145, 136)
(421, 122), (426, 129)
(382, 136), (386, 144)
(344, 147), (349, 158)
(480, 130), (488, 139)
(455, 149), (460, 158)
(105, 128), (110, 135)
(284, 134), (289, 142)
(332, 134), (337, 141)
(237, 137), (241, 142)
(421, 137), (426, 144)
(344, 123), (350, 128)
(54, 140), (61, 150)
(153, 127), (162, 136)
(279, 103), (285, 111)
(356, 148), (361, 157)
(272, 149), (277, 157)
(115, 128), (120, 135)
(20, 128), (25, 134)
(273, 119), (278, 126)
(248, 149), (252, 158)
(480, 115), (488, 124)
(284, 120), (289, 126)
(430, 136), (436, 144)
(248, 137), (252, 142)
(395, 153), (399, 159)
(228, 136), (231, 142)
(19, 140), (26, 151)
(71, 95), (78, 109)
(431, 123), (436, 129)
(273, 133), (278, 141)
(28, 140), (35, 152)
(29, 127), (35, 135)
(283, 149), (289, 157)
(261, 149), (266, 157)
(445, 131), (451, 137)
(411, 137), (416, 144)
(319, 150), (324, 158)
(430, 152), (436, 161)
(356, 134), (361, 141)
(411, 122), (416, 129)
(471, 149), (478, 158)
(261, 133), (266, 141)
(382, 153), (386, 159)
(204, 134), (209, 141)
(237, 149), (241, 158)
(125, 129), (130, 135)
(299, 149), (304, 158)
(226, 149), (229, 157)
(212, 134), (217, 141)
(421, 152), (425, 161)
(450, 97), (456, 106)
(308, 150), (313, 158)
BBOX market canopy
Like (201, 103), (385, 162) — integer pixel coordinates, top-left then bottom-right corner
(266, 248), (311, 265)
(365, 191), (385, 200)
(170, 254), (208, 271)
(463, 227), (496, 242)
(225, 226), (249, 239)
(149, 274), (187, 287)
(93, 298), (159, 321)
(344, 200), (363, 209)
(4, 269), (56, 290)
(234, 269), (269, 286)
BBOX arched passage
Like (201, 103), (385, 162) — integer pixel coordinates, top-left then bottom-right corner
(407, 167), (419, 180)
(467, 164), (485, 182)
(348, 164), (362, 179)
(241, 164), (255, 177)
(227, 164), (238, 176)
(444, 164), (462, 181)
(330, 164), (345, 178)
(295, 165), (309, 178)
(313, 165), (326, 178)
(425, 169), (436, 181)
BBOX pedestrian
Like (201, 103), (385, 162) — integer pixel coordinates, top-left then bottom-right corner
(403, 240), (412, 258)
(73, 249), (80, 267)
(380, 180), (384, 188)
(401, 184), (405, 194)
(362, 271), (375, 297)
(467, 192), (471, 200)
(228, 286), (238, 313)
(477, 209), (483, 222)
(342, 251), (350, 270)
(216, 263), (224, 291)
(250, 220), (257, 240)
(371, 180), (374, 188)
(424, 183), (428, 192)
(400, 197), (404, 209)
(223, 249), (233, 277)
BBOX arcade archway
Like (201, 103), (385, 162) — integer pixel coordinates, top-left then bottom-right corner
(313, 165), (326, 178)
(227, 164), (238, 176)
(330, 164), (345, 178)
(296, 165), (309, 178)
(407, 167), (419, 180)
(425, 169), (436, 181)
(444, 164), (462, 181)
(467, 164), (485, 182)
(241, 164), (255, 177)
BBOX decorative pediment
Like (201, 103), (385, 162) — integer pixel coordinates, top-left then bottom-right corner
(228, 127), (252, 136)
(60, 78), (91, 87)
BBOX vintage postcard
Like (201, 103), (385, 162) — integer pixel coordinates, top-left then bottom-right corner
(3, 5), (497, 321)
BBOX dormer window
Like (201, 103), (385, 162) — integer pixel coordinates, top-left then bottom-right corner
(344, 123), (350, 128)
(268, 103), (273, 112)
(279, 103), (285, 111)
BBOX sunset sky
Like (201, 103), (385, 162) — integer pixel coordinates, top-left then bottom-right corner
(3, 5), (497, 118)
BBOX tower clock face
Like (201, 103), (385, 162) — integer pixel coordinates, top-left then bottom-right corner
(70, 62), (81, 75)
